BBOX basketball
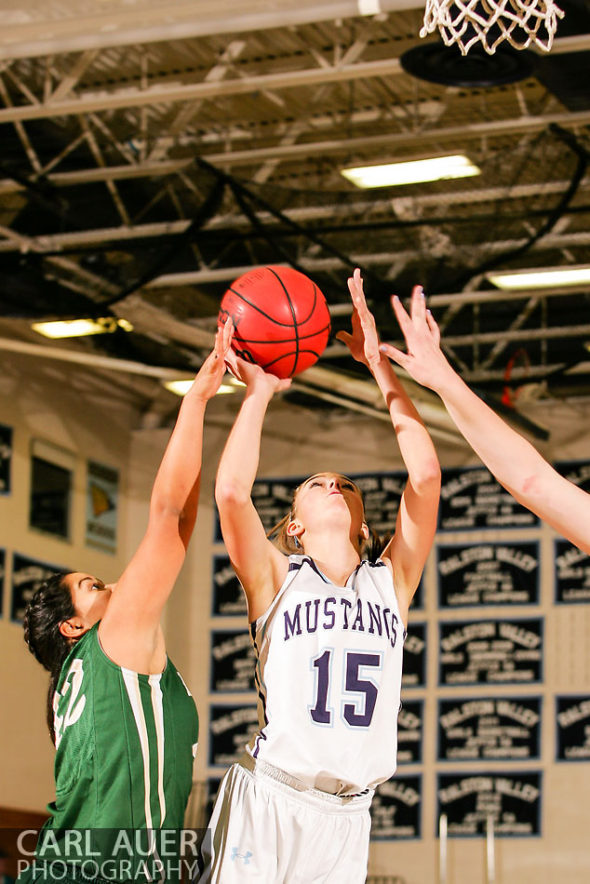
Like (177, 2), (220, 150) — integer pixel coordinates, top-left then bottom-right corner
(218, 265), (331, 378)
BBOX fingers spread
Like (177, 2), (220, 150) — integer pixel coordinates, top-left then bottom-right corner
(379, 342), (409, 368)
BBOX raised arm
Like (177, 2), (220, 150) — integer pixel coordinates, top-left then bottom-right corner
(215, 353), (291, 621)
(99, 321), (233, 669)
(380, 289), (590, 555)
(381, 293), (590, 552)
(337, 270), (441, 623)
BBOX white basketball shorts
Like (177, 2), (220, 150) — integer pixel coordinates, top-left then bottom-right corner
(199, 755), (373, 883)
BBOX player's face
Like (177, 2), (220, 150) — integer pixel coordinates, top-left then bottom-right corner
(294, 473), (365, 531)
(65, 572), (113, 627)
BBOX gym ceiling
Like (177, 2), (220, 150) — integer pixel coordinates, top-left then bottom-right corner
(0, 0), (589, 440)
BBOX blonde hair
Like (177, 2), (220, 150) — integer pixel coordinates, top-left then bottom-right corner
(267, 475), (387, 561)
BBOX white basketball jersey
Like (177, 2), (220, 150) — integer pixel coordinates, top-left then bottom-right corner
(246, 555), (405, 795)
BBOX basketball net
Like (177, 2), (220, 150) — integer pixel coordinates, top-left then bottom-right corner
(420, 0), (565, 56)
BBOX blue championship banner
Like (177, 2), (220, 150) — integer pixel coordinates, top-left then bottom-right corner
(402, 622), (427, 688)
(397, 699), (423, 765)
(214, 477), (298, 542)
(437, 771), (542, 836)
(556, 695), (590, 761)
(208, 704), (260, 768)
(370, 774), (421, 840)
(0, 422), (12, 493)
(439, 466), (539, 531)
(439, 618), (543, 686)
(554, 459), (590, 493)
(11, 552), (64, 623)
(554, 540), (590, 603)
(210, 629), (257, 693)
(211, 554), (247, 617)
(437, 541), (539, 608)
(438, 697), (541, 761)
(350, 471), (407, 538)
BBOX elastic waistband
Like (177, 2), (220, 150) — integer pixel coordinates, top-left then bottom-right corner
(238, 754), (373, 809)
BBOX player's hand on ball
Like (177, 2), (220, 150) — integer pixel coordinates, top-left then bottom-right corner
(336, 268), (382, 371)
(225, 349), (292, 395)
(192, 317), (234, 400)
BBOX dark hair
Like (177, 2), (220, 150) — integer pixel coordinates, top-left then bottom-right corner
(268, 476), (388, 562)
(23, 572), (75, 744)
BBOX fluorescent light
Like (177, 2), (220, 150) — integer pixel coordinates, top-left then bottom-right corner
(163, 379), (239, 397)
(341, 155), (481, 188)
(164, 379), (194, 396)
(488, 265), (590, 290)
(32, 317), (133, 338)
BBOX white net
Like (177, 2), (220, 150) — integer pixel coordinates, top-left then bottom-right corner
(420, 0), (565, 56)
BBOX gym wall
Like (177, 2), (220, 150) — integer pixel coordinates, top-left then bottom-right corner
(2, 363), (590, 884)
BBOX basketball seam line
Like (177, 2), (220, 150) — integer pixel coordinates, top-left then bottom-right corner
(267, 266), (300, 376)
(232, 322), (331, 346)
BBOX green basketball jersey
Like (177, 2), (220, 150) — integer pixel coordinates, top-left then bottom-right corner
(47, 623), (198, 832)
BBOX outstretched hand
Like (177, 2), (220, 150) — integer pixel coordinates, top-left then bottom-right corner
(379, 286), (450, 392)
(336, 268), (382, 371)
(191, 316), (235, 400)
(224, 348), (292, 395)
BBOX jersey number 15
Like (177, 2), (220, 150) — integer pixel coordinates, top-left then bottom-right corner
(310, 649), (382, 728)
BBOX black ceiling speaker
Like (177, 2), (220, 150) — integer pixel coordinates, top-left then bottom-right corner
(400, 40), (536, 88)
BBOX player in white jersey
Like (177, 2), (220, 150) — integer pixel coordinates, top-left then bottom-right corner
(200, 270), (440, 883)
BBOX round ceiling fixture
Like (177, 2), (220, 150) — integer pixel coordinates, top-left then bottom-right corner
(400, 40), (535, 88)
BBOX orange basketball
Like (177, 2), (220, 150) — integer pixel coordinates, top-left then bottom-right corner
(219, 265), (331, 378)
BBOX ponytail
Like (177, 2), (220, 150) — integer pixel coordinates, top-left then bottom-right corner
(267, 511), (300, 554)
(364, 526), (389, 563)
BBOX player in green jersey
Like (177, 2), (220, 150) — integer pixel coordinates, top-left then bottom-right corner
(19, 319), (233, 883)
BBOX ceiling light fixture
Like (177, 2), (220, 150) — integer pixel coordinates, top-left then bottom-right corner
(488, 265), (590, 290)
(32, 317), (133, 338)
(163, 376), (245, 397)
(340, 154), (481, 189)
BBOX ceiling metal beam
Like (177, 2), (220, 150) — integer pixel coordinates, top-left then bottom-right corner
(49, 49), (99, 102)
(2, 174), (587, 232)
(0, 56), (404, 123)
(1, 179), (589, 259)
(442, 325), (590, 347)
(427, 285), (590, 307)
(147, 38), (247, 164)
(0, 0), (423, 61)
(0, 159), (192, 193)
(203, 108), (590, 166)
(0, 336), (188, 379)
(138, 231), (590, 288)
(1, 2), (585, 62)
(460, 361), (590, 383)
(292, 379), (464, 445)
(1, 55), (589, 153)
